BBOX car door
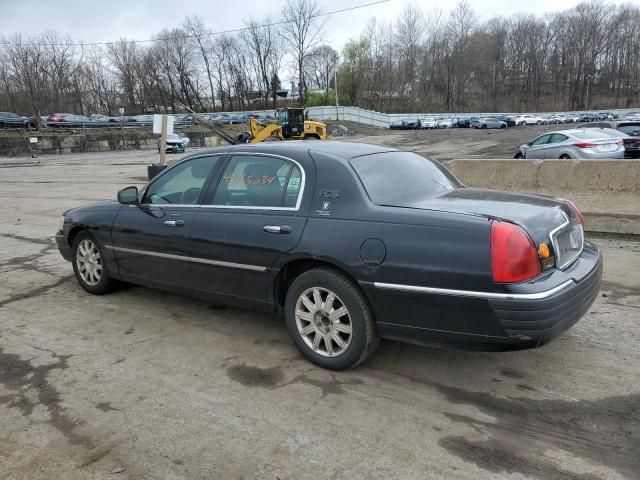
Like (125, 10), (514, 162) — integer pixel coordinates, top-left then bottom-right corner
(188, 152), (312, 306)
(524, 134), (552, 159)
(545, 133), (569, 158)
(110, 154), (225, 287)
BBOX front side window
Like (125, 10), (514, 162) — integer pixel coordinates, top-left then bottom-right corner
(350, 152), (461, 207)
(143, 156), (220, 205)
(531, 135), (551, 146)
(212, 155), (303, 208)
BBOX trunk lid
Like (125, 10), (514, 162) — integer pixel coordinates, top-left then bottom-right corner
(407, 188), (574, 245)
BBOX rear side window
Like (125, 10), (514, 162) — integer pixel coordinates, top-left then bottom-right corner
(350, 152), (461, 207)
(550, 134), (568, 143)
(212, 154), (303, 208)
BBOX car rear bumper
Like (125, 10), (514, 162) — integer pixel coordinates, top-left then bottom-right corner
(488, 250), (602, 347)
(365, 243), (603, 351)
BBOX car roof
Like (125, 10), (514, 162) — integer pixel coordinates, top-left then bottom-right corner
(194, 141), (401, 161)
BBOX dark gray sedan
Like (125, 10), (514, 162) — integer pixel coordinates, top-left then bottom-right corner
(56, 142), (602, 369)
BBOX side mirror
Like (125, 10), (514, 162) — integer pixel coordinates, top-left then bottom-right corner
(118, 186), (139, 204)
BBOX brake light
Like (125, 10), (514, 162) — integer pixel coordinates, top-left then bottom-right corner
(490, 221), (541, 283)
(574, 142), (597, 148)
(560, 198), (584, 225)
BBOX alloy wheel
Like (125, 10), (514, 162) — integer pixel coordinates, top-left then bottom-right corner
(295, 287), (352, 357)
(76, 239), (102, 286)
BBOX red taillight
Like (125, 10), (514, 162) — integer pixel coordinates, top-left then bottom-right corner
(574, 142), (597, 148)
(491, 221), (541, 283)
(560, 198), (584, 225)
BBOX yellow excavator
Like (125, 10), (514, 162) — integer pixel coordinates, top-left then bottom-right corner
(237, 108), (331, 143)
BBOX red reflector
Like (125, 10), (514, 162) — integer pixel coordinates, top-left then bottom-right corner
(491, 221), (542, 283)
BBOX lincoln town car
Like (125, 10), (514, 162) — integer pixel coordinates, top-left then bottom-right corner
(56, 142), (602, 370)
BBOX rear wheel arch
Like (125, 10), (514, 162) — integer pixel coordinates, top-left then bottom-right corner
(274, 258), (362, 312)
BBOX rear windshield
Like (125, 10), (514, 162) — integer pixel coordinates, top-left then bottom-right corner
(618, 123), (640, 135)
(350, 152), (461, 206)
(573, 130), (613, 140)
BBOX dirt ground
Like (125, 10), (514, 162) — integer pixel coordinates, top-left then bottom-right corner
(0, 150), (639, 479)
(327, 121), (572, 161)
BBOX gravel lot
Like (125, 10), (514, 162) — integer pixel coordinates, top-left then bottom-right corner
(1, 150), (639, 479)
(331, 122), (571, 160)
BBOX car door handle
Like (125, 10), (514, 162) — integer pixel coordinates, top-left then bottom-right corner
(164, 220), (185, 227)
(263, 225), (292, 234)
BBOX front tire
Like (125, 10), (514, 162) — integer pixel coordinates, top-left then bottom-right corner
(72, 231), (116, 295)
(284, 268), (379, 370)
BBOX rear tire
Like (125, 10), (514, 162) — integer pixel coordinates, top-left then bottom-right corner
(71, 231), (117, 295)
(284, 268), (379, 370)
(559, 154), (571, 159)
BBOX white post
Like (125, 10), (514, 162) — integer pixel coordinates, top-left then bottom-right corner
(160, 114), (168, 165)
(334, 64), (339, 121)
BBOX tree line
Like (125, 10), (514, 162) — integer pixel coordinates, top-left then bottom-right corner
(0, 0), (638, 117)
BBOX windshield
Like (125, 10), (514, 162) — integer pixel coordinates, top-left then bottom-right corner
(349, 152), (461, 207)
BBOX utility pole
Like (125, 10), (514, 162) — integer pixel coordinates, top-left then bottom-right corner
(159, 114), (168, 166)
(334, 57), (339, 121)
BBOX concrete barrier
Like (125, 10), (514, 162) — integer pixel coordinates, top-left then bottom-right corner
(0, 131), (221, 156)
(443, 159), (640, 234)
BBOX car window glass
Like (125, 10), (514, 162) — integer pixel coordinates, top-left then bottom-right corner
(143, 156), (220, 205)
(350, 152), (460, 207)
(531, 135), (550, 145)
(549, 134), (568, 143)
(573, 130), (612, 140)
(212, 155), (302, 208)
(618, 124), (640, 135)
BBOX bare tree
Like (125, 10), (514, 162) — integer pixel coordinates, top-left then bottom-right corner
(280, 0), (324, 105)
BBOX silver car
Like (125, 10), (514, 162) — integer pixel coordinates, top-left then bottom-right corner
(472, 117), (507, 129)
(516, 129), (625, 159)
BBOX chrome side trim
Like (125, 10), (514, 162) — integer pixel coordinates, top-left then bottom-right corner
(188, 256), (266, 272)
(373, 280), (575, 300)
(104, 245), (266, 272)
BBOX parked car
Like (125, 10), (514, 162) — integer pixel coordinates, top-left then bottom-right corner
(453, 116), (472, 128)
(420, 117), (438, 129)
(590, 128), (640, 159)
(492, 116), (516, 127)
(158, 133), (191, 154)
(437, 118), (454, 129)
(578, 121), (640, 157)
(55, 141), (602, 370)
(564, 114), (580, 123)
(617, 121), (640, 136)
(515, 129), (625, 159)
(515, 115), (546, 126)
(0, 112), (34, 128)
(389, 119), (419, 130)
(472, 117), (507, 129)
(88, 114), (116, 123)
(46, 113), (93, 127)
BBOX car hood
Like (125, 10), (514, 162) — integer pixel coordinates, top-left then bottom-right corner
(64, 200), (122, 216)
(402, 188), (573, 244)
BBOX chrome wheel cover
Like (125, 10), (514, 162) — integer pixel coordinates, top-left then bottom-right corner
(295, 287), (352, 357)
(76, 239), (102, 286)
